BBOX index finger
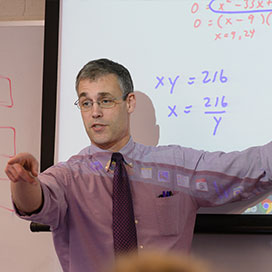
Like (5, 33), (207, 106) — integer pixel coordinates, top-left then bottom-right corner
(7, 153), (39, 177)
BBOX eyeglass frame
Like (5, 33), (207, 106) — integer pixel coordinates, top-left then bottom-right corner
(74, 94), (127, 111)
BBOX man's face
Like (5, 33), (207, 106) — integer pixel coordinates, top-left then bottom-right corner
(77, 74), (136, 152)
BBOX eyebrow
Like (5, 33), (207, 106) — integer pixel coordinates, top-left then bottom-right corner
(78, 92), (113, 99)
(78, 92), (88, 99)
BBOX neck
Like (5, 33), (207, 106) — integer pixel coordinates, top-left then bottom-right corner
(92, 136), (131, 153)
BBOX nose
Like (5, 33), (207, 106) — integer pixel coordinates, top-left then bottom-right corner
(91, 102), (103, 119)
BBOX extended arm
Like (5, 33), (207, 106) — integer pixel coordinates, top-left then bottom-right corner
(5, 153), (43, 214)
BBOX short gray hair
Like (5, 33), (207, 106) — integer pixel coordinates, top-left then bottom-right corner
(76, 58), (134, 99)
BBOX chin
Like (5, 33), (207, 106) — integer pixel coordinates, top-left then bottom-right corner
(91, 138), (112, 149)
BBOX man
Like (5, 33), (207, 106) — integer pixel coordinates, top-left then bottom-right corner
(5, 59), (272, 272)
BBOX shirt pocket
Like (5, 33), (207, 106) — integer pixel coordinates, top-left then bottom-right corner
(154, 194), (180, 236)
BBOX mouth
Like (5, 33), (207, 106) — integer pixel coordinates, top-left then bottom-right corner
(91, 123), (106, 132)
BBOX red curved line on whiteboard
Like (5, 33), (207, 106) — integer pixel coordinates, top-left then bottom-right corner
(0, 75), (14, 108)
(0, 205), (14, 213)
(0, 126), (16, 157)
(0, 177), (8, 181)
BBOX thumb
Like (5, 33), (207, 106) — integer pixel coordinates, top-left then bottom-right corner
(30, 160), (39, 177)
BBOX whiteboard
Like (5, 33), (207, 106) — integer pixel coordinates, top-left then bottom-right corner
(0, 25), (61, 272)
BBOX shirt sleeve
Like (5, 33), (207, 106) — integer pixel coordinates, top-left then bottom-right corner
(14, 163), (70, 231)
(173, 141), (272, 208)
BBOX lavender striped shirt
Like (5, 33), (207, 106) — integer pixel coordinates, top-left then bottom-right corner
(18, 138), (272, 272)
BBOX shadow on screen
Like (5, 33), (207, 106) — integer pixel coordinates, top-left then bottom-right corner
(130, 91), (159, 147)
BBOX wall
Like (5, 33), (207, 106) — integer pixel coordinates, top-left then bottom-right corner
(0, 0), (44, 21)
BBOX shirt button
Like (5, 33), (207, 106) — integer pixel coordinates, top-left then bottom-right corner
(139, 245), (144, 249)
(135, 219), (139, 224)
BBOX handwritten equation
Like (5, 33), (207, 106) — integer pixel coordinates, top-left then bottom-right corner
(155, 69), (228, 94)
(154, 69), (229, 136)
(168, 96), (228, 136)
(191, 0), (272, 40)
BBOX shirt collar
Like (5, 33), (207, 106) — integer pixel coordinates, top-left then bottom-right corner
(85, 137), (135, 157)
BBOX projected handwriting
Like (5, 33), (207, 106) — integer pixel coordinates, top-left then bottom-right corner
(155, 69), (228, 94)
(204, 96), (228, 135)
(191, 1), (272, 41)
(214, 29), (255, 40)
(213, 181), (231, 201)
(202, 70), (228, 84)
(155, 76), (180, 94)
(168, 105), (178, 117)
(208, 0), (272, 14)
(167, 96), (228, 136)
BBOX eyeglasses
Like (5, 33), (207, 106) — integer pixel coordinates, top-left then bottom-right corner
(74, 96), (124, 111)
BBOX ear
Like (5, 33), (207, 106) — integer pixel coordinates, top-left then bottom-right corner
(126, 93), (136, 114)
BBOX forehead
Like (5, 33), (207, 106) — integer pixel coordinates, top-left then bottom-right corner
(77, 74), (122, 98)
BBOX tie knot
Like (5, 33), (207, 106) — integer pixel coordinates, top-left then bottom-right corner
(111, 152), (124, 163)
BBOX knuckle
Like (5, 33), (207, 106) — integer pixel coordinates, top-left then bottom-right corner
(4, 165), (9, 173)
(13, 167), (24, 180)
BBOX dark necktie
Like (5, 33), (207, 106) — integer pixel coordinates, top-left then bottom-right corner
(111, 152), (138, 255)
